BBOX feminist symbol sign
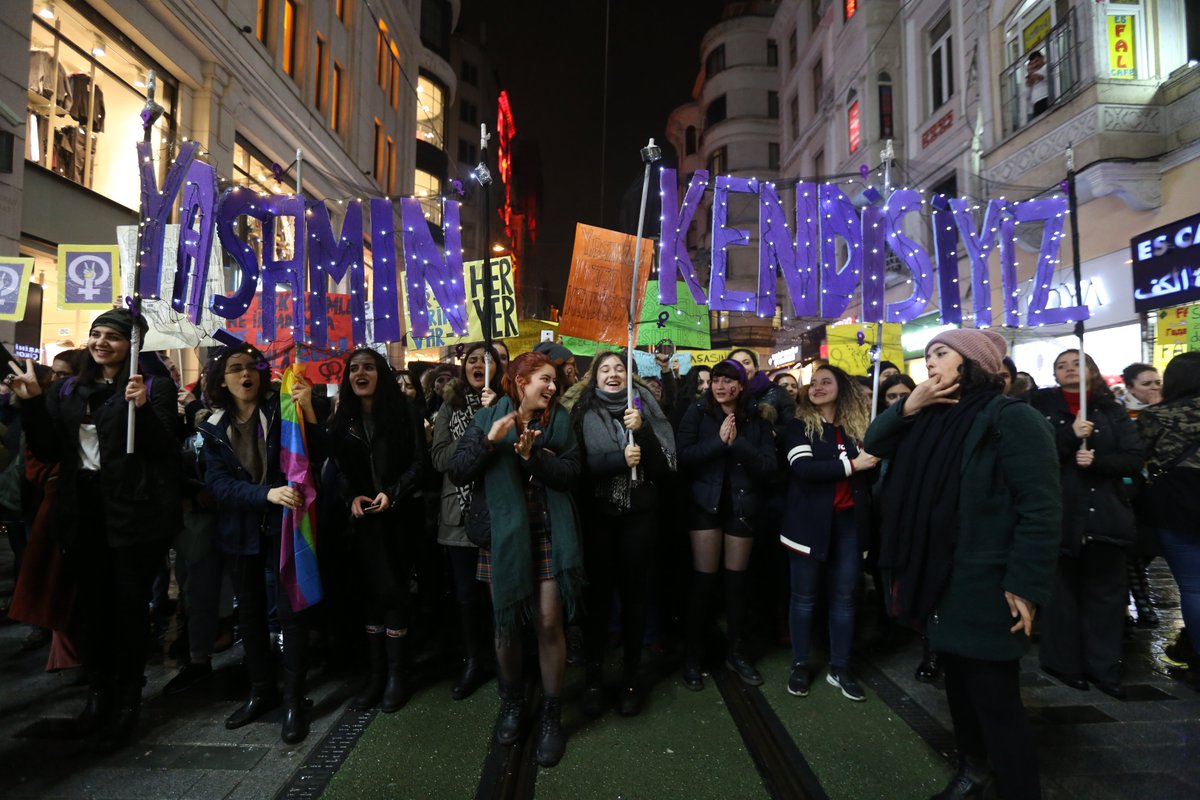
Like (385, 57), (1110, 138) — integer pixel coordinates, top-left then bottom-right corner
(57, 245), (119, 310)
(0, 258), (33, 321)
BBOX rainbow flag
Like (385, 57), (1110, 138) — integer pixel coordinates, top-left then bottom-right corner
(279, 365), (323, 611)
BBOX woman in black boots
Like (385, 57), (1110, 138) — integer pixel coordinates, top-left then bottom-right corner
(571, 351), (676, 716)
(330, 348), (425, 713)
(11, 309), (180, 752)
(449, 352), (583, 768)
(676, 359), (777, 690)
(431, 342), (502, 699)
(197, 343), (320, 743)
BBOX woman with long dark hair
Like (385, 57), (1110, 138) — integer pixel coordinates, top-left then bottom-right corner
(728, 348), (795, 434)
(782, 365), (878, 701)
(10, 309), (180, 752)
(431, 342), (502, 700)
(676, 359), (778, 690)
(329, 348), (425, 712)
(449, 352), (583, 767)
(1032, 350), (1143, 699)
(1138, 351), (1200, 687)
(196, 343), (320, 743)
(865, 328), (1060, 799)
(670, 365), (712, 429)
(571, 351), (676, 716)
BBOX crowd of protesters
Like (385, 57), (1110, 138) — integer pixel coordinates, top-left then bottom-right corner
(2, 309), (1198, 799)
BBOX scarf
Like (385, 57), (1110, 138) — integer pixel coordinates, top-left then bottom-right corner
(878, 385), (1000, 629)
(474, 396), (583, 641)
(580, 386), (678, 509)
(447, 391), (483, 514)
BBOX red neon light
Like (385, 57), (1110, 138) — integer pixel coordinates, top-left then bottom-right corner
(848, 100), (860, 154)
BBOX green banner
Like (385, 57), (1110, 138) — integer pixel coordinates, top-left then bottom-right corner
(637, 280), (711, 349)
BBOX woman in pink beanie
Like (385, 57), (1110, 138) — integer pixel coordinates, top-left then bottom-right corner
(866, 327), (1061, 800)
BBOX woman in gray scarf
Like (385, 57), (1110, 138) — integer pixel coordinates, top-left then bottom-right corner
(570, 351), (676, 717)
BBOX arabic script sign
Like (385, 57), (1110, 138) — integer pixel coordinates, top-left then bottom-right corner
(1131, 212), (1200, 313)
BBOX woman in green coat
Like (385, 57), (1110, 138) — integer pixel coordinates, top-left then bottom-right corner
(865, 328), (1060, 800)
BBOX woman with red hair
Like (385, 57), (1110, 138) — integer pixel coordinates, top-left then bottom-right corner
(449, 352), (583, 768)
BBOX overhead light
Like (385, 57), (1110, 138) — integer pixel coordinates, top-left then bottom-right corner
(92, 38), (106, 57)
(38, 2), (55, 20)
(492, 243), (506, 253)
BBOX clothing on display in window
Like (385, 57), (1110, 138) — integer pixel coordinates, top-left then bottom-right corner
(66, 73), (105, 132)
(28, 50), (72, 109)
(54, 125), (97, 187)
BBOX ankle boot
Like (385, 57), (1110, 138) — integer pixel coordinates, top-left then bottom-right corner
(72, 685), (112, 738)
(349, 630), (386, 710)
(494, 681), (523, 745)
(929, 755), (992, 800)
(225, 681), (281, 730)
(725, 641), (763, 687)
(535, 696), (565, 767)
(379, 633), (408, 713)
(281, 669), (310, 744)
(581, 662), (605, 718)
(94, 682), (143, 754)
(1129, 560), (1158, 627)
(452, 610), (491, 700)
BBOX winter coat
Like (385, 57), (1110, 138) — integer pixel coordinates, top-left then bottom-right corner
(22, 376), (181, 550)
(745, 376), (795, 438)
(431, 402), (472, 547)
(1136, 396), (1200, 534)
(1031, 389), (1144, 555)
(676, 399), (778, 522)
(328, 404), (425, 509)
(197, 399), (321, 556)
(572, 401), (671, 517)
(447, 404), (581, 550)
(780, 419), (874, 560)
(864, 394), (1061, 661)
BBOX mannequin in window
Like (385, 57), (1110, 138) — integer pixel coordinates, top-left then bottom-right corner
(1025, 50), (1049, 120)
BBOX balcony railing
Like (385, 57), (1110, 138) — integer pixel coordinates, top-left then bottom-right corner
(999, 8), (1080, 138)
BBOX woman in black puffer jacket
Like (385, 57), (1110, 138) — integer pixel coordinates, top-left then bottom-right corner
(1032, 349), (1144, 699)
(676, 359), (777, 691)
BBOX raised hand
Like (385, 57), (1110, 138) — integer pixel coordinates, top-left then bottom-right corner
(514, 427), (542, 460)
(125, 374), (148, 408)
(903, 372), (959, 416)
(487, 411), (518, 444)
(5, 359), (42, 400)
(480, 386), (497, 407)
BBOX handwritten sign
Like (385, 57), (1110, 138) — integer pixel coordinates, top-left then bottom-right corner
(827, 323), (903, 376)
(678, 349), (732, 368)
(560, 224), (653, 344)
(401, 256), (518, 350)
(225, 293), (354, 384)
(1154, 303), (1200, 372)
(638, 280), (711, 349)
(504, 319), (559, 358)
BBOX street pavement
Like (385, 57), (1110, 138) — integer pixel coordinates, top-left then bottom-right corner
(2, 542), (1197, 799)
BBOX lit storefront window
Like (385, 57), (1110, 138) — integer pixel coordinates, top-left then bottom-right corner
(416, 73), (445, 146)
(414, 169), (442, 225)
(27, 0), (176, 209)
(231, 138), (296, 293)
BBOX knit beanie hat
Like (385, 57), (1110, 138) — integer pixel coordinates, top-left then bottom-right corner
(925, 327), (1008, 375)
(91, 308), (148, 341)
(532, 340), (574, 365)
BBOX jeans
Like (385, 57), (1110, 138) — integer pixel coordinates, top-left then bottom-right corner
(1156, 528), (1200, 652)
(788, 510), (858, 668)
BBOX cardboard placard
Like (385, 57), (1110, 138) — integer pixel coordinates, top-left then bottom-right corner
(559, 224), (653, 344)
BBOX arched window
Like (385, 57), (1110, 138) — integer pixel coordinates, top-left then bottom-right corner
(877, 72), (894, 139)
(847, 89), (860, 154)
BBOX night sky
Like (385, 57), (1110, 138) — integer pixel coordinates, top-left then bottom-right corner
(473, 0), (730, 308)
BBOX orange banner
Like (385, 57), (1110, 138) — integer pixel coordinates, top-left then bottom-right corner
(559, 224), (654, 345)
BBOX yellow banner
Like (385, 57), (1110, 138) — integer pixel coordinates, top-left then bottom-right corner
(1108, 15), (1136, 79)
(401, 256), (518, 349)
(1154, 304), (1200, 372)
(678, 349), (732, 368)
(826, 323), (903, 376)
(504, 319), (558, 358)
(57, 245), (120, 310)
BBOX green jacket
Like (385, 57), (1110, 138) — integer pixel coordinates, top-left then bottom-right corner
(864, 394), (1061, 661)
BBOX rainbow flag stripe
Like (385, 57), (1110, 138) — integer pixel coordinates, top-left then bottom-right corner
(279, 365), (323, 611)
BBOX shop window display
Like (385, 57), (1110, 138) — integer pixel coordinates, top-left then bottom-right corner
(27, 0), (176, 209)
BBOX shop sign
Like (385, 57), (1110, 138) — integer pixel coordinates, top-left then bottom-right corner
(1107, 15), (1136, 79)
(1023, 10), (1052, 51)
(769, 346), (799, 368)
(1153, 303), (1200, 372)
(1131, 212), (1200, 312)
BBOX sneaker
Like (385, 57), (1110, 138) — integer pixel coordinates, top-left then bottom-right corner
(787, 663), (810, 697)
(163, 661), (212, 696)
(826, 667), (866, 702)
(1161, 638), (1194, 669)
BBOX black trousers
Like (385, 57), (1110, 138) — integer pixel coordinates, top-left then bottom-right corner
(582, 508), (656, 678)
(230, 534), (307, 684)
(1039, 542), (1127, 683)
(73, 474), (169, 691)
(353, 511), (412, 631)
(941, 653), (1040, 800)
